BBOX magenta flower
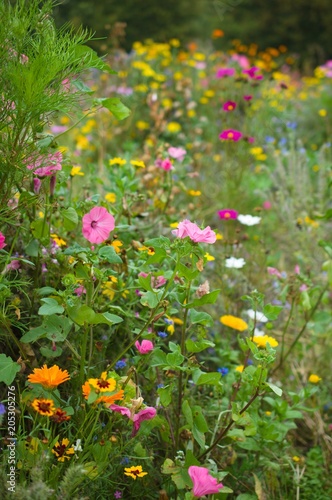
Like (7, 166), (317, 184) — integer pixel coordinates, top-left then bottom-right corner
(188, 466), (223, 497)
(109, 404), (157, 436)
(243, 95), (253, 101)
(74, 285), (86, 296)
(216, 67), (235, 78)
(218, 209), (238, 220)
(33, 178), (42, 194)
(26, 151), (62, 177)
(222, 101), (237, 111)
(168, 146), (187, 162)
(242, 66), (262, 79)
(219, 129), (242, 141)
(0, 232), (6, 249)
(135, 340), (154, 354)
(155, 158), (173, 171)
(82, 207), (115, 244)
(172, 220), (216, 244)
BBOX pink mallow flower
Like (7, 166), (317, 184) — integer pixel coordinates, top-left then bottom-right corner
(222, 101), (237, 111)
(168, 147), (187, 162)
(267, 267), (282, 279)
(0, 232), (6, 249)
(82, 206), (115, 244)
(26, 151), (63, 177)
(109, 404), (157, 436)
(216, 67), (235, 78)
(188, 466), (224, 497)
(218, 209), (238, 220)
(172, 220), (216, 244)
(219, 129), (242, 141)
(135, 340), (154, 354)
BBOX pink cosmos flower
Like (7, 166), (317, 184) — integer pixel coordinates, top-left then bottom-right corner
(222, 101), (237, 111)
(168, 147), (187, 162)
(172, 220), (216, 244)
(188, 466), (224, 497)
(135, 340), (154, 354)
(231, 53), (250, 69)
(219, 129), (242, 141)
(216, 67), (235, 78)
(82, 206), (115, 244)
(109, 404), (157, 436)
(218, 209), (238, 220)
(242, 66), (263, 80)
(26, 151), (63, 177)
(0, 232), (6, 249)
(243, 95), (253, 101)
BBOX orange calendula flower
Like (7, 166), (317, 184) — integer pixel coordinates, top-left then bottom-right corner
(124, 465), (148, 480)
(31, 398), (55, 416)
(52, 438), (75, 462)
(28, 365), (70, 389)
(220, 315), (248, 331)
(253, 335), (278, 348)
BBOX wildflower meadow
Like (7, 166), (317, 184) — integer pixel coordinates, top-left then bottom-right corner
(1, 1), (332, 499)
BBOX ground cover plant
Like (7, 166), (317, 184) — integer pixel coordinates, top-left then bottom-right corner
(0, 1), (332, 499)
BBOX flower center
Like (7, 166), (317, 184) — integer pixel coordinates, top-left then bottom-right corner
(228, 132), (234, 138)
(38, 402), (52, 412)
(54, 443), (66, 457)
(97, 379), (111, 389)
(224, 212), (230, 218)
(91, 220), (98, 228)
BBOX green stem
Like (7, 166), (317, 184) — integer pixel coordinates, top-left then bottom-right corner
(280, 298), (295, 364)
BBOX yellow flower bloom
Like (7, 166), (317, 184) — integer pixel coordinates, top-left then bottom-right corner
(204, 252), (215, 261)
(111, 240), (123, 253)
(265, 411), (272, 416)
(292, 456), (300, 462)
(134, 84), (148, 93)
(169, 222), (178, 228)
(51, 234), (66, 247)
(253, 335), (279, 348)
(130, 159), (145, 168)
(28, 365), (70, 389)
(308, 374), (321, 384)
(187, 109), (196, 118)
(137, 245), (155, 255)
(70, 166), (84, 176)
(60, 116), (70, 125)
(31, 398), (55, 416)
(220, 315), (248, 331)
(124, 465), (148, 480)
(109, 157), (126, 166)
(199, 97), (209, 104)
(169, 38), (180, 47)
(174, 71), (183, 80)
(136, 121), (150, 130)
(52, 438), (75, 462)
(105, 192), (117, 203)
(187, 190), (201, 196)
(82, 372), (124, 406)
(318, 109), (327, 117)
(235, 365), (244, 373)
(167, 122), (181, 133)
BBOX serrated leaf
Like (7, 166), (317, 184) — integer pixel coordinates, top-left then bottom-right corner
(0, 354), (21, 385)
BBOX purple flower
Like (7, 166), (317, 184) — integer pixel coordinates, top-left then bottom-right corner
(218, 209), (238, 220)
(114, 491), (122, 499)
(0, 403), (6, 415)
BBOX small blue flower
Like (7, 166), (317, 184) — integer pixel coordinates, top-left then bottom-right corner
(115, 360), (127, 369)
(120, 456), (130, 465)
(247, 359), (254, 366)
(217, 367), (229, 376)
(157, 331), (168, 338)
(265, 136), (275, 143)
(164, 318), (173, 325)
(157, 383), (165, 389)
(0, 403), (6, 415)
(286, 121), (297, 129)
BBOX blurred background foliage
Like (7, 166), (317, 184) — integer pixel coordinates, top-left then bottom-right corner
(54, 0), (332, 68)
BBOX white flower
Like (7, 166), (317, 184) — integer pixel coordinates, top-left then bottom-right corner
(73, 439), (82, 452)
(246, 309), (269, 322)
(225, 257), (246, 269)
(238, 214), (261, 226)
(254, 328), (265, 337)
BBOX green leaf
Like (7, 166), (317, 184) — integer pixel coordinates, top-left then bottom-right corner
(20, 326), (47, 343)
(158, 385), (173, 407)
(67, 304), (95, 325)
(31, 219), (50, 242)
(40, 346), (63, 358)
(71, 79), (94, 94)
(177, 262), (200, 281)
(144, 236), (171, 249)
(38, 298), (64, 315)
(62, 207), (78, 231)
(266, 382), (283, 397)
(192, 370), (222, 385)
(193, 405), (209, 433)
(73, 45), (116, 74)
(166, 351), (184, 367)
(90, 312), (123, 325)
(263, 304), (283, 320)
(37, 287), (57, 296)
(25, 239), (40, 257)
(0, 354), (21, 385)
(96, 97), (130, 120)
(140, 291), (160, 308)
(98, 246), (122, 264)
(190, 309), (214, 326)
(150, 348), (167, 366)
(186, 338), (215, 353)
(182, 400), (193, 428)
(185, 289), (221, 308)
